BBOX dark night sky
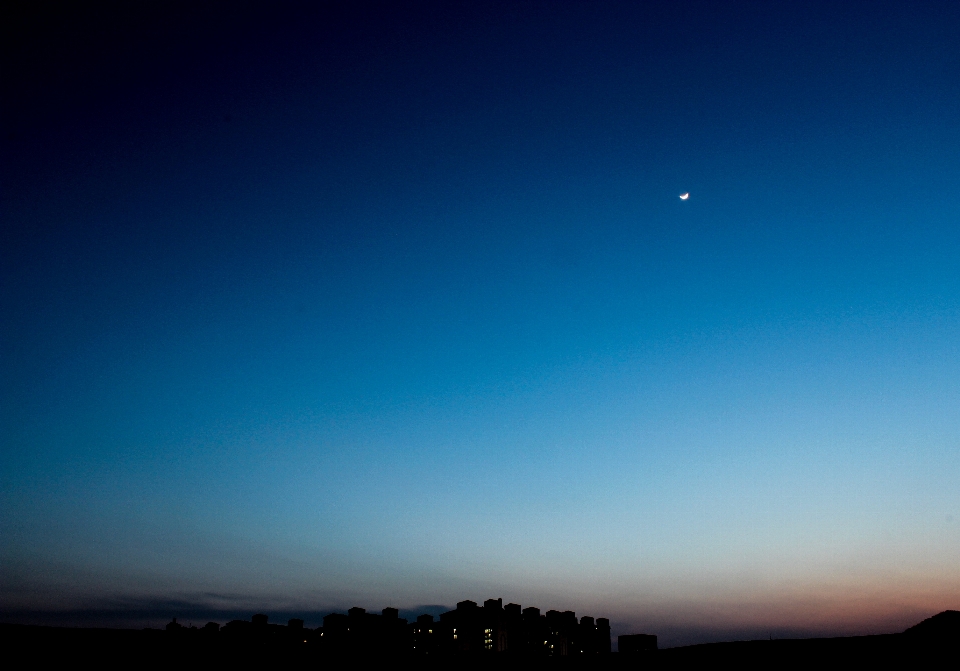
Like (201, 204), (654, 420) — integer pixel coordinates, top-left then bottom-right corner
(2, 1), (959, 645)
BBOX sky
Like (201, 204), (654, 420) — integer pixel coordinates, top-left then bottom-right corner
(2, 0), (960, 646)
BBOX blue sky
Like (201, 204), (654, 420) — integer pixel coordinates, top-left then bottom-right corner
(2, 1), (959, 645)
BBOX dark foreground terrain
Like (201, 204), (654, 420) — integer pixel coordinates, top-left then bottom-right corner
(1, 610), (956, 670)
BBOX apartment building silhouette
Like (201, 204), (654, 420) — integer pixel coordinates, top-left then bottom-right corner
(321, 598), (611, 656)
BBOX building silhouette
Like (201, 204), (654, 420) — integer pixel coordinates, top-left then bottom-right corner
(316, 597), (612, 657)
(3, 607), (957, 665)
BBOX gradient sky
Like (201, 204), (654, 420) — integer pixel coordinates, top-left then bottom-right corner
(2, 1), (960, 646)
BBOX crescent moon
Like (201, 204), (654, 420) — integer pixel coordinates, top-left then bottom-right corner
(679, 193), (689, 200)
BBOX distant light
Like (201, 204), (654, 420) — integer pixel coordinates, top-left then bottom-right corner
(679, 192), (689, 200)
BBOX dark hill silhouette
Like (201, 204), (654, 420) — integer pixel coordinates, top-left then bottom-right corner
(657, 609), (959, 669)
(903, 609), (960, 642)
